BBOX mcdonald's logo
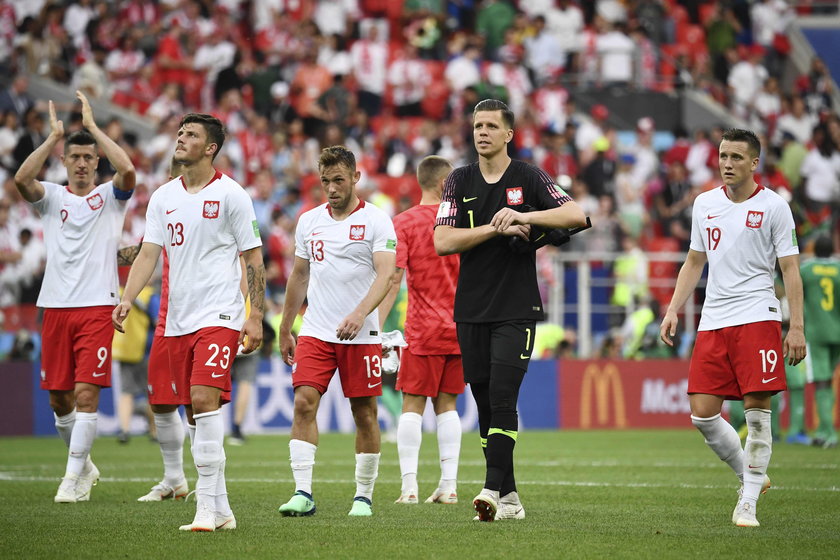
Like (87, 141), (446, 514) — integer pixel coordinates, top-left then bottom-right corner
(580, 363), (627, 428)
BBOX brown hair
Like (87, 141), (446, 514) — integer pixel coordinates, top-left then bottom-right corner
(318, 145), (356, 172)
(179, 113), (226, 160)
(721, 128), (761, 158)
(473, 99), (515, 129)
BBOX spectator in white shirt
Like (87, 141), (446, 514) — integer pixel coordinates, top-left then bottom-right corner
(525, 15), (565, 85)
(387, 44), (429, 117)
(596, 21), (635, 86)
(727, 45), (769, 120)
(774, 95), (818, 146)
(351, 24), (388, 116)
(63, 0), (95, 49)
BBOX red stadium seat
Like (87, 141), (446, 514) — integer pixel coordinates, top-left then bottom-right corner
(679, 24), (708, 63)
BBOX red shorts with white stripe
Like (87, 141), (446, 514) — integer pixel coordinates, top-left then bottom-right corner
(40, 306), (114, 391)
(167, 327), (238, 404)
(292, 336), (383, 398)
(689, 321), (787, 400)
(396, 346), (464, 397)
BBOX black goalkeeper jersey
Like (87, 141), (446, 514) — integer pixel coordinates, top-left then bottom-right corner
(435, 159), (573, 323)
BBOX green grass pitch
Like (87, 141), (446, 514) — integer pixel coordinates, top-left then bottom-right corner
(1, 430), (837, 559)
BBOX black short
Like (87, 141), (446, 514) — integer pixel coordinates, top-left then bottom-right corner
(456, 320), (536, 383)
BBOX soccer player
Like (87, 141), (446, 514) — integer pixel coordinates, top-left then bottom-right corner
(277, 145), (397, 518)
(377, 155), (465, 506)
(114, 114), (265, 531)
(14, 91), (136, 503)
(126, 159), (192, 504)
(800, 234), (839, 448)
(433, 99), (587, 521)
(660, 128), (806, 527)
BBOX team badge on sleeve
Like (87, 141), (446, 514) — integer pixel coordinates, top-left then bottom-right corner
(506, 187), (523, 206)
(436, 201), (451, 218)
(203, 201), (220, 219)
(386, 239), (397, 250)
(746, 210), (763, 229)
(86, 193), (103, 210)
(350, 225), (366, 240)
(252, 219), (260, 238)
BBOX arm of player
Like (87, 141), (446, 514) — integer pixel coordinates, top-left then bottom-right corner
(76, 90), (136, 192)
(660, 249), (707, 346)
(490, 200), (588, 233)
(13, 100), (63, 203)
(113, 242), (162, 332)
(117, 242), (142, 266)
(336, 250), (397, 341)
(779, 254), (806, 365)
(377, 266), (404, 332)
(433, 223), (530, 255)
(279, 255), (310, 365)
(239, 246), (266, 354)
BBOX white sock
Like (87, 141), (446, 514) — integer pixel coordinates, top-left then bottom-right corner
(355, 452), (380, 501)
(193, 410), (224, 511)
(691, 413), (744, 482)
(154, 411), (186, 486)
(436, 410), (461, 491)
(742, 408), (772, 506)
(215, 449), (232, 517)
(187, 424), (196, 447)
(289, 439), (317, 495)
(397, 412), (422, 492)
(54, 410), (76, 447)
(66, 412), (97, 477)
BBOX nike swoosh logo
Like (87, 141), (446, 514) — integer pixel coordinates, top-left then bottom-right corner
(748, 465), (760, 469)
(211, 372), (225, 378)
(312, 231), (324, 236)
(92, 372), (106, 377)
(761, 377), (777, 383)
(463, 196), (478, 203)
(707, 214), (718, 219)
(368, 382), (382, 388)
(166, 209), (177, 214)
(520, 354), (530, 360)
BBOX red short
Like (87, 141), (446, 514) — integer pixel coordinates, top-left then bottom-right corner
(292, 336), (383, 398)
(147, 334), (185, 406)
(167, 327), (238, 404)
(40, 306), (114, 391)
(689, 321), (787, 400)
(396, 347), (464, 397)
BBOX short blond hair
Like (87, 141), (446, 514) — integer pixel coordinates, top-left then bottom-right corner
(416, 155), (453, 190)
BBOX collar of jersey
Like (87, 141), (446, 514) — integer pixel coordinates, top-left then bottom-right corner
(327, 198), (365, 218)
(180, 169), (222, 192)
(720, 184), (763, 201)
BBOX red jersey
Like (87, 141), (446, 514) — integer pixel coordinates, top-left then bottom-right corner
(393, 204), (460, 355)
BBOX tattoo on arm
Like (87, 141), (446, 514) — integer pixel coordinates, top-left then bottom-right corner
(117, 244), (141, 266)
(247, 261), (266, 316)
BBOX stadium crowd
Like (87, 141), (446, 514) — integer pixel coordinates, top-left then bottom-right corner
(0, 0), (838, 360)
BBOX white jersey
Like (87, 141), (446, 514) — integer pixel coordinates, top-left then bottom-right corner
(295, 201), (396, 344)
(690, 185), (798, 330)
(32, 181), (130, 308)
(144, 171), (261, 336)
